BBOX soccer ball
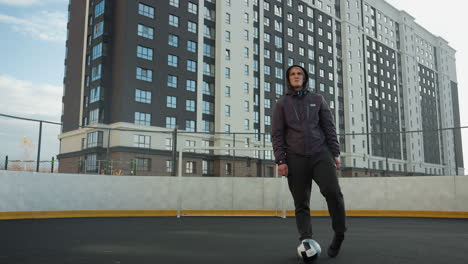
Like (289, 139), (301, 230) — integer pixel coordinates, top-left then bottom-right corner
(297, 239), (321, 262)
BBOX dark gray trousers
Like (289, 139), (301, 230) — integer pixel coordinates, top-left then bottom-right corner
(286, 151), (347, 241)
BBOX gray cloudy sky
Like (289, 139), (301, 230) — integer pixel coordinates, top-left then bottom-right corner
(0, 0), (467, 173)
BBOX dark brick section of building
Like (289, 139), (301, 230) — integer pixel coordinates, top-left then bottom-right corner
(419, 64), (440, 164)
(366, 36), (401, 162)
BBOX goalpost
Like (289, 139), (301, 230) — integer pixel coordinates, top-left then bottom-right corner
(176, 146), (288, 219)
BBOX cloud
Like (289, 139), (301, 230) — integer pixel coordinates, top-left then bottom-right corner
(0, 75), (62, 121)
(0, 0), (39, 6)
(0, 0), (67, 6)
(0, 11), (66, 42)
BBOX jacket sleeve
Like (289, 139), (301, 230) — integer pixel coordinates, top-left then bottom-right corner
(318, 95), (340, 157)
(271, 99), (287, 164)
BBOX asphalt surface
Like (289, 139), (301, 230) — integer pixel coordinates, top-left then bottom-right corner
(1, 216), (467, 264)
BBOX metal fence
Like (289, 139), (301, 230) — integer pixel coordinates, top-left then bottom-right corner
(0, 113), (465, 177)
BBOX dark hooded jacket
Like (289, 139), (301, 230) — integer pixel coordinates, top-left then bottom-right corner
(271, 65), (340, 165)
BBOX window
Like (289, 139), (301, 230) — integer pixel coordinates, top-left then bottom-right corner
(201, 120), (213, 133)
(188, 2), (198, 14)
(275, 36), (282, 48)
(244, 47), (249, 58)
(188, 21), (197, 33)
(92, 42), (102, 60)
(264, 65), (271, 75)
(135, 89), (151, 104)
(244, 12), (249, 23)
(186, 161), (195, 174)
(137, 24), (153, 39)
(204, 43), (215, 58)
(166, 96), (177, 108)
(186, 100), (195, 112)
(134, 135), (151, 148)
(169, 0), (179, 7)
(226, 13), (231, 24)
(166, 117), (176, 128)
(91, 64), (102, 81)
(202, 101), (214, 114)
(244, 119), (249, 130)
(243, 82), (249, 93)
(185, 120), (195, 132)
(275, 67), (283, 79)
(202, 81), (214, 95)
(264, 33), (270, 43)
(186, 80), (196, 92)
(244, 30), (249, 40)
(90, 86), (101, 103)
(94, 21), (104, 39)
(225, 86), (231, 97)
(264, 82), (271, 92)
(225, 67), (231, 79)
(168, 54), (178, 67)
(225, 163), (232, 175)
(264, 49), (270, 59)
(168, 34), (178, 47)
(225, 31), (231, 41)
(167, 75), (178, 88)
(204, 25), (215, 39)
(87, 131), (103, 148)
(169, 14), (179, 27)
(137, 45), (153, 60)
(187, 60), (197, 72)
(225, 124), (231, 133)
(134, 158), (150, 172)
(203, 63), (215, 77)
(187, 40), (197, 52)
(225, 105), (231, 117)
(244, 101), (249, 112)
(166, 160), (173, 173)
(276, 83), (284, 96)
(225, 49), (231, 60)
(94, 0), (105, 18)
(135, 112), (151, 126)
(204, 7), (215, 21)
(265, 99), (271, 108)
(138, 3), (154, 18)
(265, 116), (271, 125)
(299, 47), (305, 56)
(244, 65), (249, 76)
(136, 67), (152, 82)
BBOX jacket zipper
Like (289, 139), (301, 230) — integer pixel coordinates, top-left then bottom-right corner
(292, 105), (300, 121)
(307, 104), (310, 120)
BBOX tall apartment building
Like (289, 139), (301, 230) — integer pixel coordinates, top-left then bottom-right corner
(58, 0), (463, 177)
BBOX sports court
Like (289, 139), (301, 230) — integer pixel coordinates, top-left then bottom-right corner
(1, 215), (467, 264)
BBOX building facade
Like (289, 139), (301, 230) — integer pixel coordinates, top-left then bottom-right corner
(58, 0), (463, 177)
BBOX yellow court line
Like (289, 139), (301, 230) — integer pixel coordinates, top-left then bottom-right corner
(1, 210), (467, 220)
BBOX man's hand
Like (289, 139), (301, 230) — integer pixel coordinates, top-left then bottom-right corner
(278, 164), (288, 176)
(335, 157), (340, 169)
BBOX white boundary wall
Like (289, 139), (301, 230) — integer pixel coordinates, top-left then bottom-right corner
(1, 171), (467, 212)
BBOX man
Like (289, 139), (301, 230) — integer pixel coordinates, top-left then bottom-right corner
(271, 65), (347, 258)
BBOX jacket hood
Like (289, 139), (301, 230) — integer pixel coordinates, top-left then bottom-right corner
(285, 64), (309, 95)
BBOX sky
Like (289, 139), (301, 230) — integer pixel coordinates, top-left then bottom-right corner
(0, 0), (467, 173)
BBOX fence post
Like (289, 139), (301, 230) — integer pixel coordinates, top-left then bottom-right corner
(171, 127), (178, 176)
(453, 128), (458, 176)
(106, 128), (111, 175)
(36, 121), (43, 172)
(232, 133), (236, 177)
(51, 157), (55, 173)
(4, 155), (8, 170)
